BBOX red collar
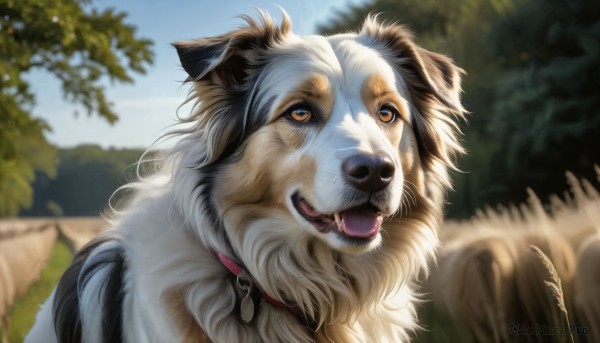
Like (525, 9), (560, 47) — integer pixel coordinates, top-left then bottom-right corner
(215, 251), (295, 311)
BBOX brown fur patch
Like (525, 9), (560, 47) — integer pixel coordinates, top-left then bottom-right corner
(399, 124), (425, 196)
(214, 74), (326, 213)
(273, 74), (334, 122)
(360, 73), (410, 151)
(216, 127), (317, 213)
(271, 120), (312, 150)
(360, 73), (410, 124)
(162, 287), (211, 343)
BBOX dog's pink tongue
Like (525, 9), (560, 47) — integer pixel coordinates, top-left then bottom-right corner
(340, 211), (382, 238)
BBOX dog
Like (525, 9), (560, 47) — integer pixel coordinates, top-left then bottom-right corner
(26, 11), (465, 343)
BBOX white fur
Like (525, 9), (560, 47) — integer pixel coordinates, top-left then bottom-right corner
(26, 290), (57, 343)
(27, 12), (464, 343)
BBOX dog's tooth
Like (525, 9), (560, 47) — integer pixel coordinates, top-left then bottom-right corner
(334, 213), (341, 227)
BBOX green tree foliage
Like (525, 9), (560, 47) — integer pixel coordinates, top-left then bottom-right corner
(485, 0), (600, 202)
(319, 0), (458, 39)
(22, 145), (145, 216)
(0, 100), (56, 215)
(0, 0), (153, 216)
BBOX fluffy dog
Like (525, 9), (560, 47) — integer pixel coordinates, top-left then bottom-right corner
(26, 11), (465, 343)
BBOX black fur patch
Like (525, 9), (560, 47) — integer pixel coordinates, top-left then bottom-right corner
(53, 234), (127, 343)
(174, 40), (229, 81)
(195, 163), (223, 232)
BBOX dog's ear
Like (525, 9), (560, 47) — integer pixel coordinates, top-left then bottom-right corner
(171, 13), (292, 167)
(360, 17), (466, 173)
(173, 13), (291, 89)
(412, 47), (464, 113)
(173, 38), (233, 84)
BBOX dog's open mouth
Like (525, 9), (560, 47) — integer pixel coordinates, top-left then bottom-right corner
(291, 192), (383, 240)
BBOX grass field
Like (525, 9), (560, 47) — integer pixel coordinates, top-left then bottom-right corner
(5, 239), (72, 343)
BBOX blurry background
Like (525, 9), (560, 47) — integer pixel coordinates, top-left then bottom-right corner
(1, 0), (599, 342)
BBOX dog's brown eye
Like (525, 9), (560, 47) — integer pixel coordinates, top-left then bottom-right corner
(288, 106), (313, 123)
(378, 105), (398, 124)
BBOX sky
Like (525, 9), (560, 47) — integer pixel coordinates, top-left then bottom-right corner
(30, 0), (364, 149)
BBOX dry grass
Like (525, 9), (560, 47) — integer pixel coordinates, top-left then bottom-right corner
(430, 169), (600, 342)
(574, 233), (600, 337)
(6, 239), (73, 343)
(528, 245), (573, 343)
(0, 217), (107, 342)
(57, 217), (108, 251)
(0, 222), (57, 342)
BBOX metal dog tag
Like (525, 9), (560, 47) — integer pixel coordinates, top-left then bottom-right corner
(240, 291), (255, 323)
(237, 270), (255, 323)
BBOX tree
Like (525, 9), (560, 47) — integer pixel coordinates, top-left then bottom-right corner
(21, 145), (147, 216)
(484, 0), (600, 203)
(0, 0), (153, 216)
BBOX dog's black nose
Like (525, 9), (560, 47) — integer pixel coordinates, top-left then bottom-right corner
(342, 154), (395, 193)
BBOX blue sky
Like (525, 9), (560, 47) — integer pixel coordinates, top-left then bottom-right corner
(29, 0), (363, 149)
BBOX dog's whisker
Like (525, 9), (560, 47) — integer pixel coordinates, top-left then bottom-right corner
(403, 182), (418, 207)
